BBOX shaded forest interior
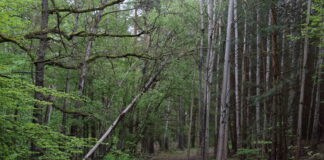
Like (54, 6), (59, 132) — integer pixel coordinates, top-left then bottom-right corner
(0, 0), (323, 160)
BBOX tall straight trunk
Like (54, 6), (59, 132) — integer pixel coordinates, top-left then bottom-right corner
(233, 0), (241, 151)
(187, 72), (196, 158)
(296, 0), (311, 159)
(31, 0), (49, 158)
(240, 5), (247, 148)
(178, 96), (185, 150)
(198, 0), (205, 157)
(214, 15), (222, 155)
(62, 71), (71, 134)
(216, 0), (234, 159)
(163, 100), (171, 150)
(287, 1), (297, 132)
(307, 76), (317, 141)
(270, 5), (280, 160)
(44, 85), (56, 124)
(33, 0), (49, 125)
(256, 6), (261, 141)
(202, 0), (216, 159)
(263, 10), (271, 153)
(311, 49), (322, 145)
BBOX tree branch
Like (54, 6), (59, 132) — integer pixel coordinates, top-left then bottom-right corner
(48, 0), (125, 14)
(52, 104), (98, 120)
(0, 33), (29, 51)
(42, 53), (152, 69)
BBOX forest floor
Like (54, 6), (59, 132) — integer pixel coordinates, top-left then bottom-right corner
(149, 150), (213, 160)
(149, 142), (324, 160)
(148, 148), (238, 160)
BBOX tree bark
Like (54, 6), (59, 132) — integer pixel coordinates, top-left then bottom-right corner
(198, 0), (205, 157)
(233, 0), (241, 151)
(296, 0), (311, 159)
(216, 0), (234, 159)
(256, 5), (261, 142)
(311, 49), (323, 145)
(62, 71), (71, 134)
(31, 0), (49, 158)
(202, 0), (216, 159)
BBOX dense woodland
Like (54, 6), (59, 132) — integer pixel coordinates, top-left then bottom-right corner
(0, 0), (323, 160)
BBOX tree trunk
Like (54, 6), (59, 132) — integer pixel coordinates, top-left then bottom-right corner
(44, 85), (56, 124)
(83, 59), (169, 159)
(62, 71), (71, 134)
(296, 0), (311, 159)
(178, 96), (185, 150)
(198, 0), (205, 157)
(263, 9), (272, 155)
(70, 9), (104, 137)
(311, 49), (322, 145)
(216, 0), (234, 159)
(163, 100), (171, 151)
(187, 72), (196, 158)
(240, 4), (247, 148)
(233, 0), (241, 151)
(31, 0), (49, 158)
(256, 6), (261, 142)
(202, 0), (216, 159)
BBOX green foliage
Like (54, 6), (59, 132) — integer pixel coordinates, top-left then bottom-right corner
(0, 62), (92, 159)
(0, 0), (35, 34)
(235, 148), (263, 160)
(104, 150), (142, 160)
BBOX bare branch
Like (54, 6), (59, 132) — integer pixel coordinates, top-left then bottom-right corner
(52, 104), (98, 120)
(49, 0), (125, 14)
(43, 53), (151, 69)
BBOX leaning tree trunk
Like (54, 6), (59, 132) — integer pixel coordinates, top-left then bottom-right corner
(84, 59), (169, 159)
(296, 0), (311, 159)
(216, 0), (234, 159)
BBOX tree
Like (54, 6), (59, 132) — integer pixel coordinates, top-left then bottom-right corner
(216, 0), (234, 159)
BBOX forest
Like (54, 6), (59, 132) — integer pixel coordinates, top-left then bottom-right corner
(0, 0), (323, 160)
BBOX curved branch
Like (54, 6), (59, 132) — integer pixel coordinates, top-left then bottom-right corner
(0, 33), (29, 51)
